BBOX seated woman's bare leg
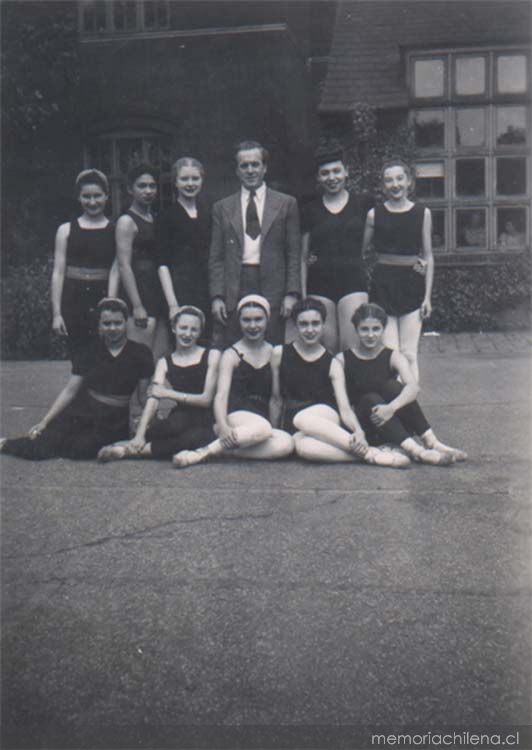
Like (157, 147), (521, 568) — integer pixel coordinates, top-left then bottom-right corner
(173, 411), (273, 468)
(294, 432), (353, 462)
(294, 404), (409, 468)
(232, 428), (294, 460)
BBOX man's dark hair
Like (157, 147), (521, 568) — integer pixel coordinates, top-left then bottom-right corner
(234, 140), (269, 166)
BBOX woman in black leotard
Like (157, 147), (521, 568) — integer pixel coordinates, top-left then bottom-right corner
(51, 169), (118, 360)
(116, 163), (166, 355)
(0, 298), (153, 460)
(98, 306), (220, 462)
(334, 303), (466, 465)
(272, 297), (408, 467)
(173, 295), (293, 468)
(299, 146), (371, 352)
(157, 157), (211, 337)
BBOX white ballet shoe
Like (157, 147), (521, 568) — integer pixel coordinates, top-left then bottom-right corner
(172, 449), (207, 469)
(411, 447), (455, 466)
(0, 438), (7, 452)
(438, 446), (468, 462)
(97, 444), (132, 462)
(364, 446), (410, 469)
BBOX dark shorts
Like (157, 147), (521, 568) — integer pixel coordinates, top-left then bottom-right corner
(307, 260), (367, 303)
(370, 265), (424, 317)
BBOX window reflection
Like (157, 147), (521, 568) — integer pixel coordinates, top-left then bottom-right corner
(456, 158), (485, 196)
(496, 158), (527, 195)
(431, 209), (446, 251)
(496, 106), (527, 146)
(457, 209), (486, 248)
(497, 55), (527, 94)
(455, 56), (485, 96)
(414, 59), (445, 98)
(455, 108), (485, 147)
(415, 162), (445, 198)
(414, 110), (445, 148)
(497, 208), (527, 250)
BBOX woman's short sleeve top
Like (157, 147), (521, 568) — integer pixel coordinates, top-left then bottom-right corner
(126, 210), (156, 263)
(66, 219), (115, 268)
(72, 339), (154, 395)
(164, 348), (209, 394)
(374, 203), (425, 256)
(302, 192), (371, 262)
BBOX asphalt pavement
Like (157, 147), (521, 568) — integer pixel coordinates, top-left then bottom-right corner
(1, 334), (531, 749)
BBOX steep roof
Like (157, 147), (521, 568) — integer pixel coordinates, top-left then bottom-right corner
(320, 0), (531, 112)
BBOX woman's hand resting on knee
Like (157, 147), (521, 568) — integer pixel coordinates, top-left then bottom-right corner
(370, 403), (395, 427)
(218, 422), (239, 450)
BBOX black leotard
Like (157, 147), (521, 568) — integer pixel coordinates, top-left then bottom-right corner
(156, 201), (211, 312)
(61, 219), (116, 359)
(343, 347), (396, 405)
(124, 210), (164, 317)
(145, 348), (214, 458)
(370, 203), (425, 316)
(302, 192), (370, 301)
(227, 347), (272, 418)
(164, 348), (209, 394)
(280, 343), (335, 432)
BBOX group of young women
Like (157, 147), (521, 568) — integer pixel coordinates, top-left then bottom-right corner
(0, 148), (466, 467)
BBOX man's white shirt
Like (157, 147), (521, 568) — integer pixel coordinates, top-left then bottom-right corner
(240, 183), (266, 265)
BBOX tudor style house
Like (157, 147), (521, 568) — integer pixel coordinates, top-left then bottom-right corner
(319, 0), (531, 264)
(76, 0), (335, 211)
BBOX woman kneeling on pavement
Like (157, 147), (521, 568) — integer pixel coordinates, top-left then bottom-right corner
(0, 298), (153, 460)
(335, 303), (467, 465)
(271, 297), (409, 467)
(172, 294), (293, 468)
(98, 306), (220, 462)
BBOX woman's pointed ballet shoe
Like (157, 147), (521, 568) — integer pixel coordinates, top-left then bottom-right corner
(412, 448), (455, 466)
(97, 444), (129, 462)
(0, 438), (7, 452)
(441, 447), (468, 462)
(172, 449), (206, 469)
(364, 446), (410, 469)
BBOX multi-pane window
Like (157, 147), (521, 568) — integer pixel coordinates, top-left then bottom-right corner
(84, 132), (174, 216)
(79, 1), (170, 34)
(410, 48), (530, 255)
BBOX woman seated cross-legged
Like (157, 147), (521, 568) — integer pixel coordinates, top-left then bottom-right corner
(0, 298), (153, 461)
(335, 303), (467, 465)
(172, 295), (294, 468)
(97, 306), (220, 462)
(271, 297), (410, 468)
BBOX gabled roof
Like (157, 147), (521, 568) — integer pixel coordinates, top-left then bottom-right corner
(320, 0), (531, 112)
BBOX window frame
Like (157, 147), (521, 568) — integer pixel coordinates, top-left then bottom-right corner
(79, 0), (170, 35)
(408, 46), (530, 261)
(83, 130), (174, 217)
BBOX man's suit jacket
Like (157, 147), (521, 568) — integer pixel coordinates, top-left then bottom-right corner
(208, 187), (301, 312)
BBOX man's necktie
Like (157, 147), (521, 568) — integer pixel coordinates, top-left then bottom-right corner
(245, 189), (261, 240)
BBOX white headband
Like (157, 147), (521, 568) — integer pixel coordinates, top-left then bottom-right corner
(236, 294), (271, 319)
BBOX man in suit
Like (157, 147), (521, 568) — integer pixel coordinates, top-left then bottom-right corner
(209, 140), (301, 345)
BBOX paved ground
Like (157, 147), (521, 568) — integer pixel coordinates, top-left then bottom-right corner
(1, 333), (531, 749)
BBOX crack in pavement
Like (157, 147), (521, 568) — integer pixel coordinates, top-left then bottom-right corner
(2, 510), (275, 560)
